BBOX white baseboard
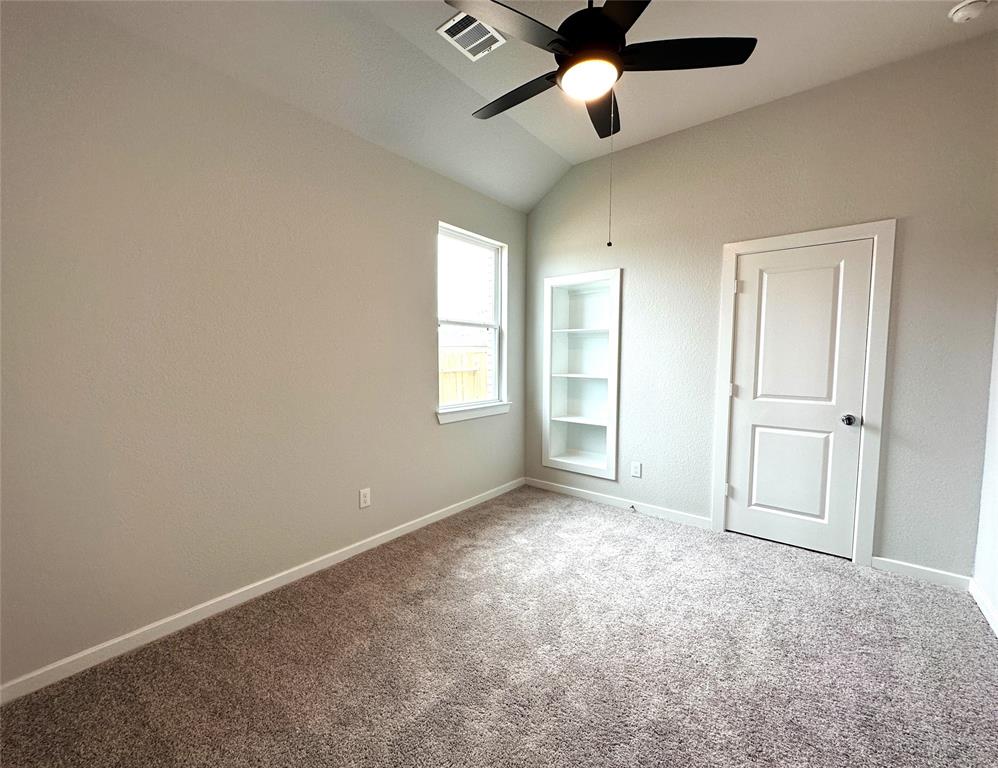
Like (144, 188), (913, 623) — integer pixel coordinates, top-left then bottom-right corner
(870, 556), (971, 590)
(524, 477), (713, 530)
(0, 477), (526, 704)
(969, 579), (998, 637)
(4, 477), (981, 703)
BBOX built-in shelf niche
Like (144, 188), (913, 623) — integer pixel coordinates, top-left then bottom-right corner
(542, 269), (620, 480)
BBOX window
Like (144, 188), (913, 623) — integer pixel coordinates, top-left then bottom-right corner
(437, 223), (510, 423)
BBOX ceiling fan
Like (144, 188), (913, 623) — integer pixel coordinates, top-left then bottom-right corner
(445, 0), (757, 138)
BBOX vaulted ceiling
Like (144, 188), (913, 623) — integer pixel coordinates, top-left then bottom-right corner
(93, 1), (997, 211)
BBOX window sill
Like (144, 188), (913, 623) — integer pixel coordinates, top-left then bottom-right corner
(437, 401), (512, 424)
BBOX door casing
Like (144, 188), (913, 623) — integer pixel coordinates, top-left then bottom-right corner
(711, 219), (896, 565)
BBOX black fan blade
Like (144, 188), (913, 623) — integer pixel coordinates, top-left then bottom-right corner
(445, 0), (570, 54)
(473, 72), (557, 119)
(586, 89), (620, 139)
(621, 37), (757, 71)
(600, 0), (651, 33)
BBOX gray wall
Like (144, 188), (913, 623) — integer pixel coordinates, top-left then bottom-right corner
(1, 4), (526, 683)
(975, 303), (998, 619)
(974, 44), (998, 621)
(526, 33), (998, 576)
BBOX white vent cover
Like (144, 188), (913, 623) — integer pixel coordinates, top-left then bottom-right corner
(436, 13), (506, 61)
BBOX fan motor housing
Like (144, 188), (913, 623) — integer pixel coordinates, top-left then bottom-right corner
(555, 7), (626, 62)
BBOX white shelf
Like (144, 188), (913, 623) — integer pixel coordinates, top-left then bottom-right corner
(542, 269), (620, 481)
(551, 415), (607, 427)
(549, 449), (606, 469)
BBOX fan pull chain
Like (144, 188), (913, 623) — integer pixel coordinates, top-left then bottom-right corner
(607, 94), (614, 247)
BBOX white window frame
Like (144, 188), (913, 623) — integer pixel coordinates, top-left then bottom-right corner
(436, 222), (511, 424)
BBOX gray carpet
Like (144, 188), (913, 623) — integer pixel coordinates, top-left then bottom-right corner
(2, 486), (997, 767)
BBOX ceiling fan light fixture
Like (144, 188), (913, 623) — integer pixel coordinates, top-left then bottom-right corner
(450, 0), (758, 139)
(558, 57), (620, 101)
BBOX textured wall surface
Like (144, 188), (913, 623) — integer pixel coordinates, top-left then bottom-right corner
(1, 4), (526, 682)
(527, 33), (998, 576)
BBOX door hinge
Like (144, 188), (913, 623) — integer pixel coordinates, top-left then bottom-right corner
(723, 482), (731, 497)
(729, 382), (736, 397)
(732, 279), (741, 294)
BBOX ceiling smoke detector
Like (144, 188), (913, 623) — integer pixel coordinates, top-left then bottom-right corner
(948, 0), (991, 23)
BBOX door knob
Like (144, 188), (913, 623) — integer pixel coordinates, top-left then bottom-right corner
(841, 414), (858, 426)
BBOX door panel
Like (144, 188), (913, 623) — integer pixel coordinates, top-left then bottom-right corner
(750, 426), (831, 520)
(727, 239), (872, 557)
(756, 265), (840, 401)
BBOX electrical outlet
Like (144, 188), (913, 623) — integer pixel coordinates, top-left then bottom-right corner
(359, 488), (371, 509)
(630, 462), (642, 478)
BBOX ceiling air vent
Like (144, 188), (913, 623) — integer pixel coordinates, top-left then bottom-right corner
(436, 12), (506, 61)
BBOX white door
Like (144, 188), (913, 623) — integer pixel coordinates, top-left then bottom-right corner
(726, 238), (873, 557)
